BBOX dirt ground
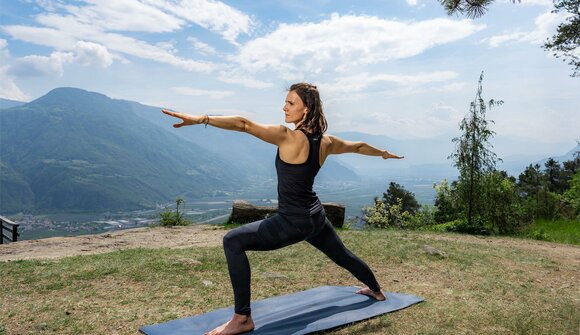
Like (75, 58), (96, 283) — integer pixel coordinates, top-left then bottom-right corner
(0, 225), (227, 262)
(1, 225), (579, 266)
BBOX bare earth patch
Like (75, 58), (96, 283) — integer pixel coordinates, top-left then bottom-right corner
(0, 224), (226, 261)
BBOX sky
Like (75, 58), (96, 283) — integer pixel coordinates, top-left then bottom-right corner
(0, 0), (578, 157)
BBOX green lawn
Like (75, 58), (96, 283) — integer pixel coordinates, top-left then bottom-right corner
(1, 228), (579, 334)
(522, 219), (580, 245)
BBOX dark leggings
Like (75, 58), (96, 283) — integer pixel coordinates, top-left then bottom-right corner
(222, 208), (381, 315)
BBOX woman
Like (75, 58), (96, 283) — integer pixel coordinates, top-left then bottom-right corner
(162, 83), (403, 335)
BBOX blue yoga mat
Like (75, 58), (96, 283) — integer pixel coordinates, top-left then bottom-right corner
(140, 286), (424, 335)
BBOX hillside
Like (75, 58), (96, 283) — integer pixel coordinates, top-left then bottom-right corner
(0, 227), (578, 334)
(0, 88), (246, 213)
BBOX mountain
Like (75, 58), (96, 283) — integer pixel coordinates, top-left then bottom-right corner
(536, 144), (580, 166)
(0, 88), (246, 214)
(0, 98), (26, 109)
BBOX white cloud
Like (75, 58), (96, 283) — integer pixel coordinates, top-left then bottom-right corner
(321, 71), (460, 97)
(349, 102), (463, 139)
(406, 0), (418, 6)
(171, 86), (234, 99)
(144, 0), (255, 44)
(1, 0), (227, 73)
(507, 0), (552, 6)
(0, 39), (30, 101)
(484, 10), (570, 47)
(5, 41), (112, 78)
(73, 41), (113, 68)
(187, 37), (217, 55)
(217, 69), (274, 89)
(2, 21), (215, 72)
(64, 0), (184, 33)
(233, 14), (485, 75)
(8, 51), (73, 77)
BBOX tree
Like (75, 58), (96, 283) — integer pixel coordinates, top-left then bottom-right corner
(517, 163), (543, 197)
(563, 170), (580, 218)
(483, 170), (524, 234)
(439, 0), (580, 77)
(544, 158), (566, 193)
(433, 179), (460, 223)
(449, 71), (502, 229)
(382, 182), (420, 214)
(544, 0), (580, 77)
(439, 0), (520, 18)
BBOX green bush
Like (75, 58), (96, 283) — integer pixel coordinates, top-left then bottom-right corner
(407, 204), (436, 229)
(527, 228), (549, 241)
(159, 197), (191, 227)
(447, 217), (492, 235)
(420, 219), (462, 232)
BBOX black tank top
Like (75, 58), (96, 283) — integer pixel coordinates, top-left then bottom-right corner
(275, 129), (323, 216)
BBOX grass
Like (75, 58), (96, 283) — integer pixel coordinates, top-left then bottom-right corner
(1, 228), (579, 334)
(522, 219), (580, 245)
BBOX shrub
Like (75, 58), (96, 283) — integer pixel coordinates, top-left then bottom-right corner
(362, 197), (412, 229)
(159, 198), (191, 227)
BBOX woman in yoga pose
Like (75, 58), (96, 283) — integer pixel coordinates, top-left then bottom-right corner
(162, 83), (403, 335)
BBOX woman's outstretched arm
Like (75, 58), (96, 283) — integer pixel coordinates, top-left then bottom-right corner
(327, 134), (404, 160)
(161, 109), (289, 146)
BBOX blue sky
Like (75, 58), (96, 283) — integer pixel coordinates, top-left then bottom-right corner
(1, 0), (578, 157)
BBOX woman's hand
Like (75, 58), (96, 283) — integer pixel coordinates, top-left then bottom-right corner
(382, 150), (404, 160)
(161, 109), (205, 128)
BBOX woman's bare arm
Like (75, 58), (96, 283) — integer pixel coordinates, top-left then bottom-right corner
(161, 109), (289, 146)
(327, 134), (404, 160)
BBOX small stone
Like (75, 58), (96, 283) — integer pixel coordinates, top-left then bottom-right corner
(421, 244), (447, 258)
(34, 324), (48, 331)
(202, 280), (213, 286)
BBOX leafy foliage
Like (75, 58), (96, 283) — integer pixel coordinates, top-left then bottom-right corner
(449, 71), (502, 229)
(543, 0), (580, 77)
(433, 179), (460, 223)
(159, 198), (191, 227)
(382, 182), (420, 214)
(363, 183), (431, 229)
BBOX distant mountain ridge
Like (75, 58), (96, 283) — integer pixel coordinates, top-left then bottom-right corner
(0, 98), (26, 109)
(0, 88), (246, 213)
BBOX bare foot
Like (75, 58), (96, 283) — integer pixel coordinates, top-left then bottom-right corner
(356, 287), (386, 301)
(204, 313), (255, 335)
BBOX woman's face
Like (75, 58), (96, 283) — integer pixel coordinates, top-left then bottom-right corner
(283, 90), (307, 125)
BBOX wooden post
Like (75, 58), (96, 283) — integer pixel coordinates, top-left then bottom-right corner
(229, 201), (346, 228)
(12, 223), (19, 242)
(0, 216), (19, 244)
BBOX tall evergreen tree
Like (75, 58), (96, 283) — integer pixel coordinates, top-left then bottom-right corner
(449, 72), (502, 228)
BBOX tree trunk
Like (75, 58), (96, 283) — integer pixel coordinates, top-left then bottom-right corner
(229, 200), (346, 228)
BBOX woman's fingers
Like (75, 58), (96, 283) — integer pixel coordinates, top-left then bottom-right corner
(383, 152), (404, 159)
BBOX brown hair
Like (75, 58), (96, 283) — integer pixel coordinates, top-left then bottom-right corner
(289, 82), (328, 135)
